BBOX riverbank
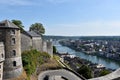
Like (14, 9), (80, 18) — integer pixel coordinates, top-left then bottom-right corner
(59, 39), (120, 62)
(56, 52), (113, 78)
(61, 43), (120, 64)
(55, 43), (120, 70)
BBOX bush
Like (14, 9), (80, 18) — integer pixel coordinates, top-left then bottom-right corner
(78, 65), (93, 79)
(22, 49), (50, 76)
(99, 70), (110, 76)
(53, 46), (57, 53)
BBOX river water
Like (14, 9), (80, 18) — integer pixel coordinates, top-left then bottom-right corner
(54, 43), (120, 70)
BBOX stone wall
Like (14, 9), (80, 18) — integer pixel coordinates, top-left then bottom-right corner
(47, 41), (53, 57)
(0, 42), (5, 80)
(32, 37), (43, 51)
(3, 67), (23, 80)
(89, 68), (120, 80)
(21, 33), (32, 52)
(42, 41), (47, 52)
(3, 29), (23, 79)
(42, 40), (53, 57)
(21, 32), (53, 56)
(21, 33), (43, 52)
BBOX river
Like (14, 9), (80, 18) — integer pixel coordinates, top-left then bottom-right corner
(54, 43), (120, 70)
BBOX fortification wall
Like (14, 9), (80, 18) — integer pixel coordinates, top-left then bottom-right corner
(3, 29), (23, 79)
(32, 37), (43, 51)
(5, 29), (21, 57)
(47, 41), (53, 57)
(3, 57), (22, 70)
(42, 41), (47, 52)
(3, 67), (23, 80)
(21, 32), (53, 56)
(0, 29), (5, 42)
(0, 42), (5, 61)
(0, 42), (5, 80)
(21, 33), (32, 52)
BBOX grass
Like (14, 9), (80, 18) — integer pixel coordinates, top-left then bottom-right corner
(36, 58), (62, 75)
(22, 49), (63, 80)
(9, 70), (27, 80)
(22, 49), (50, 79)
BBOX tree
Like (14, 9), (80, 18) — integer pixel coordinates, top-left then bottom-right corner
(78, 65), (93, 79)
(12, 20), (24, 32)
(99, 70), (110, 76)
(29, 23), (45, 35)
(53, 46), (57, 54)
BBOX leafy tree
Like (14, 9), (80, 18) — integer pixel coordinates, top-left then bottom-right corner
(29, 23), (45, 35)
(78, 65), (93, 79)
(53, 46), (57, 53)
(99, 70), (110, 76)
(12, 20), (24, 32)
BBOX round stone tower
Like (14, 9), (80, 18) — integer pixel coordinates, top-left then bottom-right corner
(0, 20), (23, 79)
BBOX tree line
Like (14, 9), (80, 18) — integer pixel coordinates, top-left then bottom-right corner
(12, 19), (45, 35)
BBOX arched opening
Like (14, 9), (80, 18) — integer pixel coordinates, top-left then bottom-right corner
(11, 30), (15, 35)
(13, 50), (16, 56)
(13, 61), (16, 66)
(11, 38), (15, 45)
(1, 54), (3, 58)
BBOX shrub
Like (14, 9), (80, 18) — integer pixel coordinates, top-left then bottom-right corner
(78, 65), (93, 79)
(22, 49), (50, 76)
(99, 69), (110, 76)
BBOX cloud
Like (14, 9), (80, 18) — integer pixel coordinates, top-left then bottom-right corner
(0, 0), (34, 6)
(45, 20), (120, 36)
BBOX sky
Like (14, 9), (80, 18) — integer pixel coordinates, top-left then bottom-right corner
(0, 0), (120, 36)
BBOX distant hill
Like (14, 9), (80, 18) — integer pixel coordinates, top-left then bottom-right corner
(43, 35), (79, 40)
(79, 36), (120, 41)
(43, 35), (120, 41)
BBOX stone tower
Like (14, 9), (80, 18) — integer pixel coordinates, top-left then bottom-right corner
(0, 20), (23, 79)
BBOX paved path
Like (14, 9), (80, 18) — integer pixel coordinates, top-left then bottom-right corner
(38, 69), (82, 80)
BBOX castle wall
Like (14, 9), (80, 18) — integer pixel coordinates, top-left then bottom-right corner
(21, 33), (32, 52)
(0, 42), (5, 80)
(32, 37), (43, 51)
(47, 41), (53, 57)
(3, 29), (23, 79)
(3, 67), (22, 80)
(0, 42), (5, 61)
(42, 40), (53, 56)
(42, 41), (47, 52)
(0, 30), (5, 42)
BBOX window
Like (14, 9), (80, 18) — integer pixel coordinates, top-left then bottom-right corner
(13, 61), (16, 66)
(1, 54), (3, 58)
(13, 50), (16, 56)
(0, 23), (5, 26)
(11, 30), (15, 35)
(11, 38), (15, 45)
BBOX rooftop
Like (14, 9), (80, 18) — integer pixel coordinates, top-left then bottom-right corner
(0, 20), (19, 29)
(26, 31), (41, 37)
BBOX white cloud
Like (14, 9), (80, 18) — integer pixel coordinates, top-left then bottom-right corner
(0, 0), (34, 6)
(45, 20), (120, 36)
